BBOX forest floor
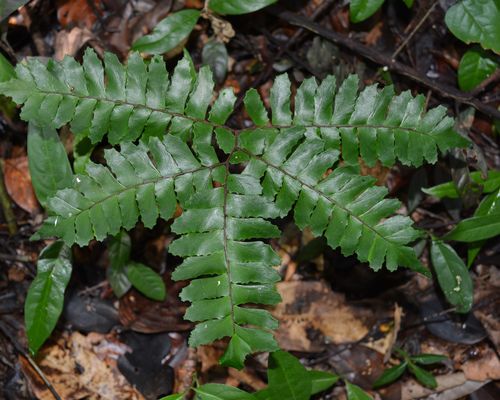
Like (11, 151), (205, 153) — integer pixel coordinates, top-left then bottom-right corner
(0, 0), (499, 399)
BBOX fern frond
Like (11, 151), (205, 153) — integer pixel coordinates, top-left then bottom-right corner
(0, 49), (236, 146)
(170, 174), (282, 369)
(239, 127), (426, 273)
(244, 74), (469, 167)
(34, 134), (224, 246)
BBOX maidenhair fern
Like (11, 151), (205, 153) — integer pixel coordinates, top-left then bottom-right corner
(0, 50), (469, 367)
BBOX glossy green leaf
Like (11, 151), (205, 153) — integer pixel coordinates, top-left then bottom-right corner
(194, 384), (255, 400)
(423, 170), (500, 199)
(309, 370), (339, 395)
(430, 240), (473, 313)
(372, 362), (407, 388)
(467, 189), (500, 266)
(402, 0), (414, 8)
(132, 10), (200, 54)
(0, 52), (15, 82)
(264, 351), (312, 400)
(411, 354), (448, 365)
(445, 0), (500, 53)
(444, 192), (500, 242)
(202, 39), (228, 84)
(159, 394), (185, 400)
(345, 381), (372, 400)
(27, 124), (73, 208)
(458, 49), (498, 91)
(209, 0), (277, 15)
(407, 362), (437, 389)
(350, 0), (385, 23)
(25, 241), (72, 354)
(107, 231), (132, 297)
(126, 262), (166, 301)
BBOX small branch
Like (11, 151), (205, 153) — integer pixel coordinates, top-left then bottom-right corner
(0, 160), (17, 235)
(391, 1), (440, 61)
(0, 252), (32, 262)
(0, 320), (62, 400)
(269, 8), (500, 120)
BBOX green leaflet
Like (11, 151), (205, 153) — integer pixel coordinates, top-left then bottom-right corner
(430, 240), (473, 313)
(345, 381), (373, 400)
(258, 351), (312, 400)
(202, 39), (228, 84)
(107, 231), (132, 297)
(27, 124), (73, 207)
(350, 0), (385, 23)
(24, 241), (72, 354)
(458, 49), (499, 91)
(0, 52), (15, 82)
(132, 10), (201, 55)
(194, 384), (256, 400)
(372, 362), (407, 388)
(209, 0), (277, 15)
(467, 189), (500, 266)
(126, 262), (166, 301)
(407, 362), (437, 389)
(445, 0), (500, 54)
(444, 188), (500, 243)
(423, 170), (500, 199)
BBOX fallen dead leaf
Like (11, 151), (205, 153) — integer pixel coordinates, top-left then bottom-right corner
(57, 0), (103, 30)
(54, 27), (93, 60)
(272, 281), (385, 351)
(459, 345), (500, 381)
(21, 332), (143, 400)
(3, 156), (38, 214)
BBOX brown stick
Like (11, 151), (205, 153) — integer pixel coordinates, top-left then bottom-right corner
(0, 160), (17, 235)
(269, 8), (500, 121)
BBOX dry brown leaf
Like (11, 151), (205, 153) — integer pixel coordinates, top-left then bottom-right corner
(21, 332), (143, 400)
(271, 281), (385, 351)
(57, 0), (103, 30)
(459, 346), (500, 381)
(54, 27), (93, 60)
(3, 156), (38, 214)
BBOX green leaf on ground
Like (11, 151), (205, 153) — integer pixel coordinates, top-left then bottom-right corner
(24, 241), (72, 354)
(458, 49), (498, 91)
(132, 9), (200, 54)
(430, 240), (473, 313)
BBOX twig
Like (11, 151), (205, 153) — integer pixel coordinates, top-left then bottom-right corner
(0, 252), (32, 262)
(234, 0), (336, 109)
(269, 7), (500, 120)
(0, 160), (17, 235)
(0, 319), (62, 400)
(391, 1), (440, 61)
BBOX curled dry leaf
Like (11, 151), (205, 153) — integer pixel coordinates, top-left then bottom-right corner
(3, 156), (38, 214)
(20, 332), (143, 400)
(272, 281), (386, 351)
